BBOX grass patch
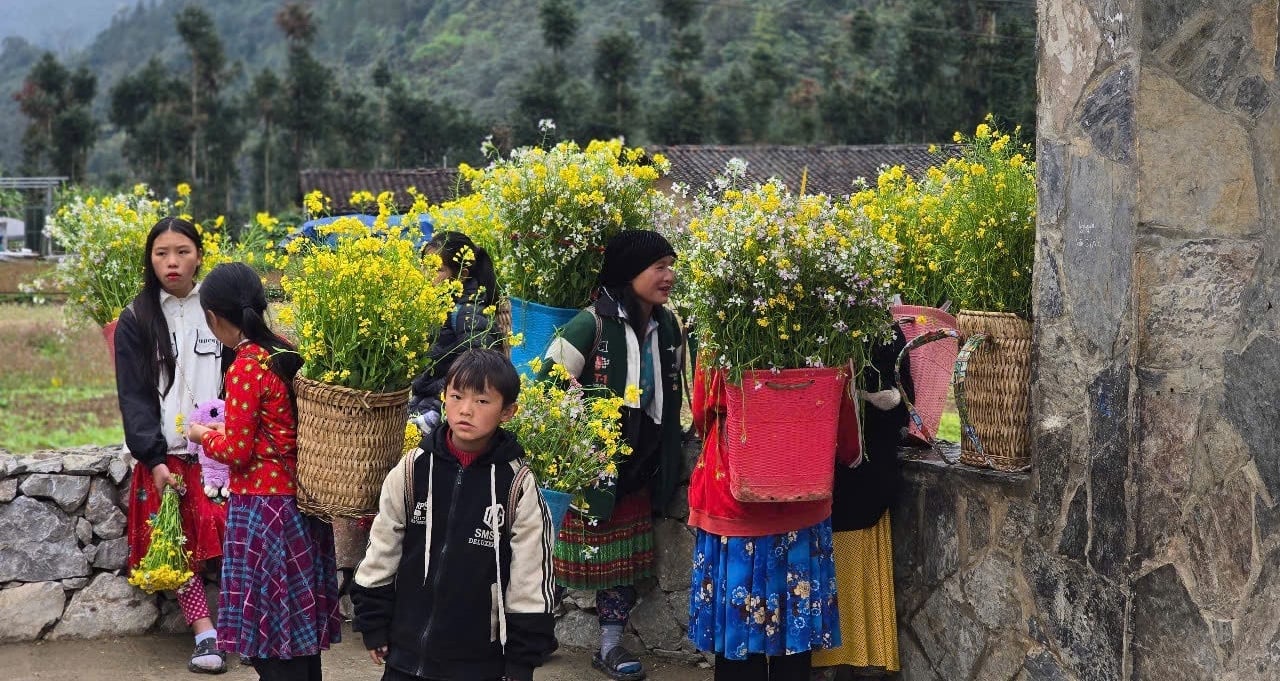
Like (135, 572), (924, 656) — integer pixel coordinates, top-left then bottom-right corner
(937, 410), (960, 443)
(0, 303), (119, 453)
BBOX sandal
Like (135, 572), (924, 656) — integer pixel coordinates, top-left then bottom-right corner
(188, 638), (227, 674)
(592, 646), (646, 681)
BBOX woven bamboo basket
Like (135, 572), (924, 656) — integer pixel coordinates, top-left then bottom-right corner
(495, 296), (513, 359)
(294, 376), (410, 518)
(955, 310), (1032, 471)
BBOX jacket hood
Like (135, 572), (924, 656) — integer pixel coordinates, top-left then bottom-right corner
(427, 422), (525, 465)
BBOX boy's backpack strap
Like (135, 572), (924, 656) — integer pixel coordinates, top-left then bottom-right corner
(505, 460), (532, 535)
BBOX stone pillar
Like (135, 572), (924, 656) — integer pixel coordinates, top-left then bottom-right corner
(1035, 0), (1279, 679)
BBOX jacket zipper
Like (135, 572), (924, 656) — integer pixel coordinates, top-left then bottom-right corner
(421, 465), (466, 646)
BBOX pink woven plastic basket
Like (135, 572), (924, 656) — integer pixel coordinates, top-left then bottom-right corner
(892, 305), (958, 444)
(723, 367), (848, 503)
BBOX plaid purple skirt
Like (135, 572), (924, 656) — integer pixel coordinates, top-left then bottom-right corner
(217, 495), (342, 659)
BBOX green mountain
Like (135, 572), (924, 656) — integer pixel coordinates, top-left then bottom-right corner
(0, 0), (1035, 203)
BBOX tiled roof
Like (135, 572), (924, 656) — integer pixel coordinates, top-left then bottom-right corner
(299, 168), (467, 213)
(300, 145), (955, 211)
(647, 144), (953, 197)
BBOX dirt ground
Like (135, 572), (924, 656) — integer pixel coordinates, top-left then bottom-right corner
(0, 624), (714, 681)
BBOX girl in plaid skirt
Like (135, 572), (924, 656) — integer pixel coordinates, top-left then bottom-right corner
(185, 263), (342, 680)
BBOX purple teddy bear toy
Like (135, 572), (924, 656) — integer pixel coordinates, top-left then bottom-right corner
(186, 398), (231, 500)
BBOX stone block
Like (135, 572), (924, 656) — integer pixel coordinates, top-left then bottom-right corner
(1086, 364), (1129, 581)
(1137, 71), (1259, 236)
(964, 495), (992, 560)
(0, 496), (89, 582)
(1022, 543), (1124, 681)
(12, 455), (64, 475)
(48, 573), (157, 639)
(1038, 0), (1101, 135)
(19, 474), (91, 513)
(107, 455), (130, 485)
(59, 453), (113, 475)
(666, 589), (690, 631)
(1024, 647), (1071, 681)
(1056, 485), (1087, 562)
(554, 608), (600, 650)
(1063, 150), (1134, 352)
(975, 637), (1032, 681)
(910, 582), (986, 681)
(0, 478), (16, 503)
(1136, 240), (1261, 369)
(1133, 564), (1216, 679)
(1080, 67), (1135, 164)
(0, 452), (15, 477)
(653, 518), (693, 592)
(1224, 336), (1280, 501)
(897, 630), (942, 681)
(629, 591), (684, 650)
(921, 484), (958, 585)
(60, 577), (89, 590)
(963, 552), (1025, 631)
(91, 507), (127, 540)
(0, 582), (65, 642)
(563, 588), (596, 611)
(93, 536), (130, 570)
(155, 595), (187, 634)
(75, 518), (93, 546)
(1182, 473), (1251, 611)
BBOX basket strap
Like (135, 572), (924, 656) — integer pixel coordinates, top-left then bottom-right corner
(953, 333), (997, 469)
(893, 321), (962, 450)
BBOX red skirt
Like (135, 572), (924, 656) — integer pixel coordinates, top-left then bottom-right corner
(553, 491), (654, 590)
(127, 455), (228, 573)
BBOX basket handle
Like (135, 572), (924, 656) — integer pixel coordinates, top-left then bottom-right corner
(953, 332), (1006, 470)
(764, 379), (815, 390)
(893, 325), (961, 454)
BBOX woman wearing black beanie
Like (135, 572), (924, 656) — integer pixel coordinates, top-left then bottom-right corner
(538, 229), (685, 681)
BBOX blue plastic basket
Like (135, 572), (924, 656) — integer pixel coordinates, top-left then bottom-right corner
(539, 487), (573, 535)
(509, 296), (580, 377)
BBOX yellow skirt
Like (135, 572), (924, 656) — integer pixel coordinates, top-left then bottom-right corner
(810, 510), (899, 671)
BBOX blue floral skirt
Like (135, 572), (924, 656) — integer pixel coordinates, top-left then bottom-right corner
(688, 519), (841, 659)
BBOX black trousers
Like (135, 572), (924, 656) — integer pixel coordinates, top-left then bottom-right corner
(714, 651), (812, 681)
(380, 664), (502, 681)
(249, 654), (322, 681)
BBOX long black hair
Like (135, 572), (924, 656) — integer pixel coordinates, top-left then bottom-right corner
(198, 262), (302, 394)
(425, 231), (498, 308)
(133, 217), (202, 397)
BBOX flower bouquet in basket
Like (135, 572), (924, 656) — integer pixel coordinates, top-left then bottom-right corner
(127, 476), (193, 593)
(22, 183), (235, 363)
(460, 138), (673, 373)
(276, 191), (459, 518)
(668, 163), (898, 502)
(506, 359), (633, 532)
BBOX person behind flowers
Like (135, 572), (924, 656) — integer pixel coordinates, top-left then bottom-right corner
(183, 262), (342, 680)
(351, 348), (558, 681)
(685, 365), (842, 680)
(408, 231), (503, 424)
(114, 216), (230, 674)
(538, 229), (685, 681)
(811, 329), (913, 678)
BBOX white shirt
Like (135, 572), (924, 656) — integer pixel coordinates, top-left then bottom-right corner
(155, 282), (225, 449)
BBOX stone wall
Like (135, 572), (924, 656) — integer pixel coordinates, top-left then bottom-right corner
(893, 1), (1280, 679)
(0, 446), (215, 642)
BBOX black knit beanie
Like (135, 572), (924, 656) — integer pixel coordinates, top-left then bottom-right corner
(596, 230), (677, 288)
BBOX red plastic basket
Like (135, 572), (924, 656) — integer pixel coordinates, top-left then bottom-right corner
(723, 367), (848, 503)
(892, 305), (958, 444)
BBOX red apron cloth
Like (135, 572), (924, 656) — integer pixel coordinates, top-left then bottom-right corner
(127, 454), (228, 572)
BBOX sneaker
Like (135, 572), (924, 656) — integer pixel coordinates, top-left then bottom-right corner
(188, 638), (227, 674)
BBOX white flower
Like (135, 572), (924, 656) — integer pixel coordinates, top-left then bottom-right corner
(538, 118), (557, 132)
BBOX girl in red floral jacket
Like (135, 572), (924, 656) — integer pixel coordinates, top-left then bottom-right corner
(184, 262), (342, 680)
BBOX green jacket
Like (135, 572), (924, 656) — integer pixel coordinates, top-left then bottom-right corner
(539, 295), (685, 514)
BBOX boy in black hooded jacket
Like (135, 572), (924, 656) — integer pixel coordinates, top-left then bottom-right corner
(352, 349), (558, 681)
